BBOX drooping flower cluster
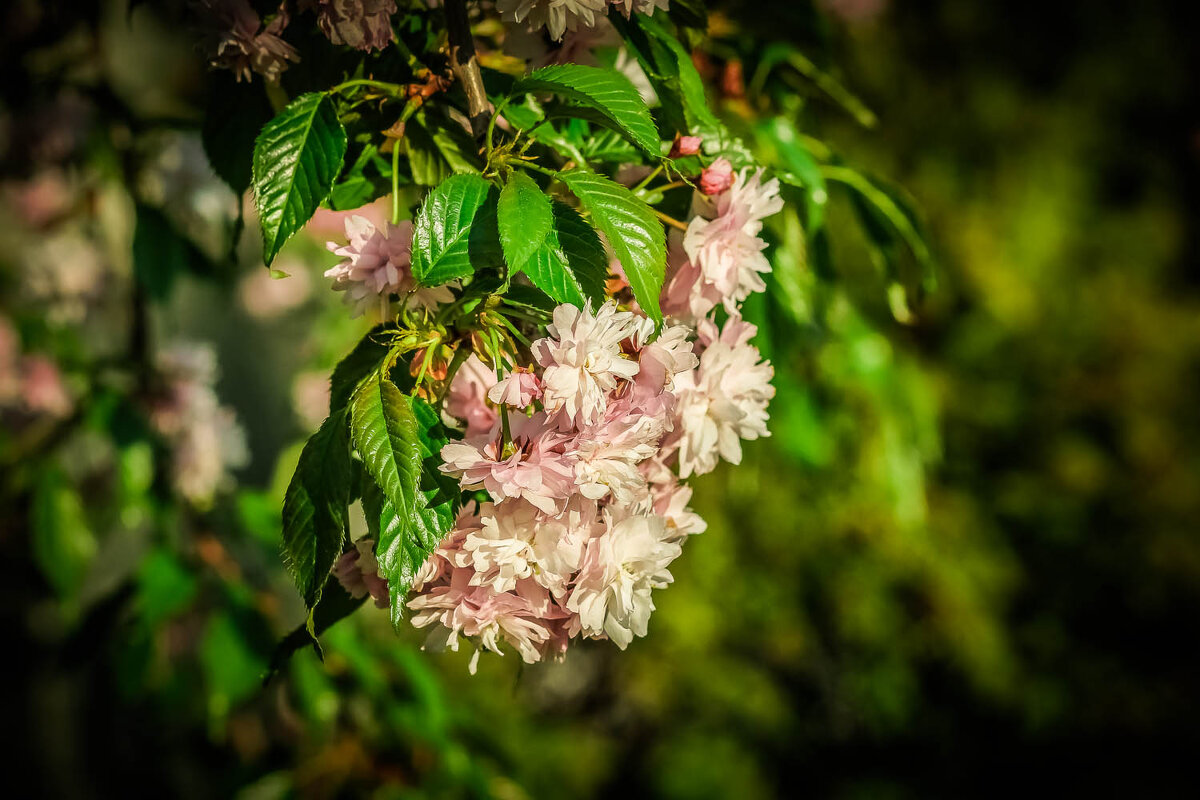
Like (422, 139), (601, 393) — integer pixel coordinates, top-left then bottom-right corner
(310, 0), (397, 52)
(323, 137), (780, 670)
(324, 216), (453, 318)
(148, 343), (249, 508)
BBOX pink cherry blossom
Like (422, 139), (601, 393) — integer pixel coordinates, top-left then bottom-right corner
(487, 367), (542, 407)
(439, 412), (574, 514)
(683, 167), (784, 311)
(566, 510), (680, 649)
(445, 354), (498, 436)
(669, 316), (775, 477)
(669, 134), (702, 158)
(533, 301), (641, 426)
(325, 216), (453, 318)
(333, 538), (389, 608)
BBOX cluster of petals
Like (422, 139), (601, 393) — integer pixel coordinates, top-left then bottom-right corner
(324, 216), (453, 318)
(199, 0), (299, 83)
(663, 162), (784, 322)
(407, 301), (705, 669)
(325, 141), (781, 669)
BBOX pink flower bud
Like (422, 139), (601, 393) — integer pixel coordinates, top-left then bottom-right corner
(669, 134), (702, 158)
(699, 158), (735, 195)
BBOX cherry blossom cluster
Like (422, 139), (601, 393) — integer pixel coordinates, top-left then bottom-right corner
(319, 137), (781, 669)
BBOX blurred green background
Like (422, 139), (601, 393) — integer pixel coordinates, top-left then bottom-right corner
(3, 0), (1199, 797)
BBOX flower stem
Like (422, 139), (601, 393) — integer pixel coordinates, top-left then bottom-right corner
(632, 164), (664, 193)
(653, 209), (690, 232)
(328, 79), (405, 97)
(391, 143), (401, 225)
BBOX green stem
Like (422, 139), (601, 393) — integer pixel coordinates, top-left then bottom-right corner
(632, 164), (664, 193)
(653, 208), (690, 232)
(512, 159), (560, 179)
(328, 79), (405, 97)
(391, 143), (401, 225)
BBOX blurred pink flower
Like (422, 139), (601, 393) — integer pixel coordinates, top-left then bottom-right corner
(445, 354), (497, 436)
(237, 259), (312, 319)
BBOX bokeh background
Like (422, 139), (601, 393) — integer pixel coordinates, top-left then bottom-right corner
(3, 0), (1199, 797)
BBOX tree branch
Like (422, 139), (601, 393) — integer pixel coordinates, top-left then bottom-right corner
(445, 0), (490, 138)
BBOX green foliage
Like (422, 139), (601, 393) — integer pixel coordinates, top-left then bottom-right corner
(511, 64), (662, 157)
(410, 173), (502, 286)
(515, 201), (609, 307)
(281, 410), (353, 608)
(253, 93), (348, 265)
(31, 469), (97, 600)
(498, 171), (554, 271)
(559, 169), (666, 321)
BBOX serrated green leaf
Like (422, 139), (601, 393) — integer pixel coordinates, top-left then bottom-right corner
(350, 375), (422, 526)
(559, 169), (665, 322)
(253, 93), (348, 265)
(361, 396), (456, 628)
(410, 174), (502, 286)
(329, 325), (394, 413)
(512, 64), (661, 157)
(498, 171), (554, 271)
(282, 409), (353, 608)
(515, 201), (608, 307)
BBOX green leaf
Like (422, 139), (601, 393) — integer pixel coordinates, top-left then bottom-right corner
(137, 549), (198, 628)
(410, 174), (502, 286)
(559, 169), (665, 322)
(281, 409), (353, 608)
(498, 171), (554, 271)
(405, 108), (483, 187)
(363, 397), (456, 628)
(253, 92), (348, 265)
(350, 375), (422, 527)
(512, 64), (661, 157)
(202, 74), (273, 196)
(329, 325), (394, 413)
(515, 201), (608, 307)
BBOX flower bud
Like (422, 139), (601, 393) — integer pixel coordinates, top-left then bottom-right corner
(699, 157), (735, 195)
(669, 134), (702, 158)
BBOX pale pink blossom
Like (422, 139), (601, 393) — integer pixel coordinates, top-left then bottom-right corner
(439, 412), (574, 514)
(333, 538), (389, 608)
(487, 367), (541, 407)
(669, 316), (774, 477)
(568, 409), (665, 504)
(649, 477), (707, 541)
(533, 301), (641, 426)
(413, 504), (481, 591)
(325, 216), (453, 318)
(457, 501), (541, 593)
(445, 354), (497, 436)
(409, 570), (567, 671)
(149, 343), (249, 506)
(566, 510), (680, 649)
(683, 167), (784, 310)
